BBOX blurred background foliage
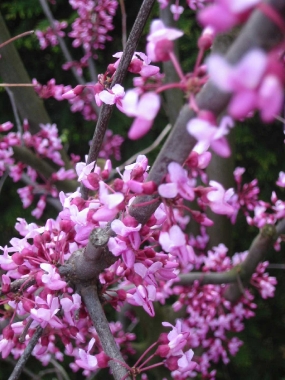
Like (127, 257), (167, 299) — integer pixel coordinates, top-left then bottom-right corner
(0, 0), (285, 379)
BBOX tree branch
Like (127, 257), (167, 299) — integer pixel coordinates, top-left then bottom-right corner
(79, 283), (131, 380)
(8, 325), (43, 380)
(224, 223), (279, 302)
(81, 0), (156, 199)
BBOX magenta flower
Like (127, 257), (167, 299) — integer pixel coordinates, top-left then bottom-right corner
(0, 122), (13, 132)
(120, 89), (160, 140)
(146, 19), (183, 62)
(158, 162), (195, 200)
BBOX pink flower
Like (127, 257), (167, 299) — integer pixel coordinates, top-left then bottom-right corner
(92, 182), (124, 222)
(96, 84), (125, 106)
(207, 180), (235, 216)
(162, 320), (190, 355)
(187, 115), (234, 157)
(159, 225), (195, 265)
(75, 338), (98, 371)
(40, 263), (67, 290)
(276, 171), (285, 188)
(170, 4), (184, 20)
(146, 20), (183, 62)
(0, 122), (13, 132)
(158, 162), (195, 200)
(129, 284), (156, 316)
(30, 295), (63, 329)
(207, 49), (284, 121)
(120, 90), (160, 140)
(177, 349), (196, 373)
(198, 0), (260, 33)
(113, 51), (159, 77)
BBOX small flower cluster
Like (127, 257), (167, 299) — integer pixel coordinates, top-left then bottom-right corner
(36, 20), (68, 50)
(69, 0), (118, 61)
(0, 120), (76, 218)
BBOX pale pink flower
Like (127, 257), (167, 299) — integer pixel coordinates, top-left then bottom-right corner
(158, 162), (195, 200)
(177, 349), (196, 372)
(276, 171), (285, 188)
(207, 49), (283, 121)
(162, 320), (190, 355)
(96, 84), (125, 106)
(207, 180), (235, 216)
(113, 52), (159, 77)
(0, 122), (13, 132)
(146, 20), (183, 62)
(129, 284), (156, 316)
(75, 338), (98, 371)
(30, 295), (63, 329)
(187, 115), (234, 157)
(170, 4), (184, 20)
(40, 263), (67, 290)
(198, 0), (260, 33)
(121, 90), (160, 140)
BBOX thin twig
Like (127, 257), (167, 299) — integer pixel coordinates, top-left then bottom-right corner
(81, 0), (156, 199)
(119, 0), (127, 50)
(267, 264), (285, 269)
(0, 31), (34, 49)
(0, 83), (35, 87)
(8, 325), (43, 380)
(4, 357), (40, 380)
(114, 123), (171, 174)
(0, 170), (9, 195)
(5, 87), (23, 136)
(49, 358), (71, 380)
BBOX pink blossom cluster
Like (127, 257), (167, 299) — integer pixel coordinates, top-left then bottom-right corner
(230, 167), (285, 232)
(33, 79), (98, 121)
(0, 218), (135, 374)
(0, 120), (76, 218)
(68, 0), (118, 61)
(36, 20), (68, 50)
(62, 50), (162, 138)
(157, 0), (214, 20)
(0, 146), (279, 378)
